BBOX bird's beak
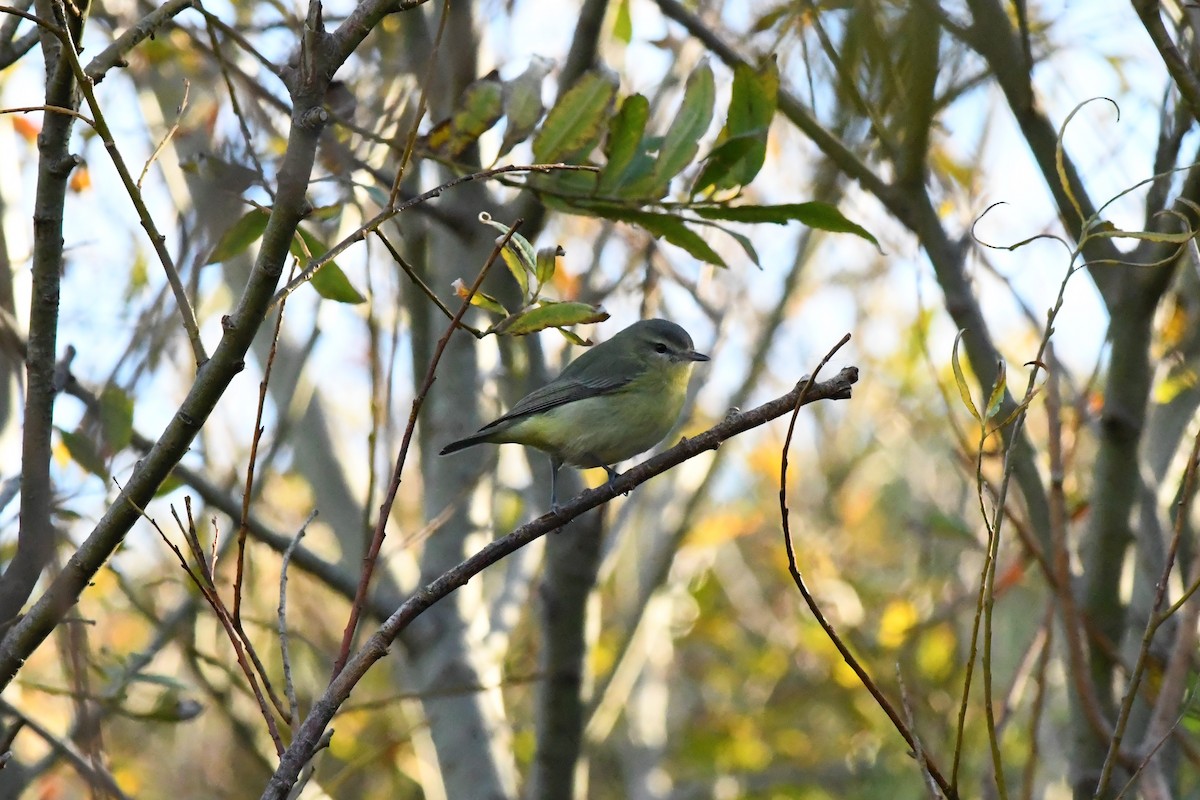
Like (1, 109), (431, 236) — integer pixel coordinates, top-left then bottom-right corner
(683, 349), (710, 362)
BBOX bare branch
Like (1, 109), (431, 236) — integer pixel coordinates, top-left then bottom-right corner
(261, 364), (860, 799)
(330, 218), (517, 676)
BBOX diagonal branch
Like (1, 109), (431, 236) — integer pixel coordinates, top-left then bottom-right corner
(0, 7), (337, 690)
(652, 0), (1053, 563)
(779, 339), (956, 799)
(1133, 0), (1200, 130)
(259, 365), (860, 800)
(0, 0), (87, 630)
(83, 0), (195, 84)
(330, 218), (516, 676)
(52, 2), (207, 366)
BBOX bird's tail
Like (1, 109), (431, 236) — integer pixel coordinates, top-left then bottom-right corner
(438, 431), (492, 456)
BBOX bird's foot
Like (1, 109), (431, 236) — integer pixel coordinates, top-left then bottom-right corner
(547, 501), (569, 533)
(603, 465), (630, 497)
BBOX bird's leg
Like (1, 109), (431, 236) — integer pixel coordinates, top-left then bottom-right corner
(549, 457), (563, 515)
(599, 463), (630, 497)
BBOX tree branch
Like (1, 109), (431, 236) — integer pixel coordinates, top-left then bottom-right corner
(258, 365), (860, 799)
(0, 0), (86, 628)
(0, 5), (337, 688)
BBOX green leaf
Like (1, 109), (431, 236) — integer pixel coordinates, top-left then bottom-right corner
(554, 326), (592, 346)
(478, 213), (535, 296)
(533, 68), (619, 163)
(710, 224), (761, 267)
(453, 278), (509, 316)
(984, 360), (1006, 421)
(598, 94), (650, 194)
(310, 263), (367, 304)
(206, 209), (268, 265)
(989, 389), (1037, 435)
(951, 330), (980, 422)
(535, 246), (563, 289)
(99, 385), (134, 452)
(750, 5), (792, 34)
(613, 0), (633, 43)
(59, 428), (108, 479)
(425, 71), (504, 159)
(579, 204), (727, 267)
(691, 134), (762, 197)
(498, 57), (553, 159)
(727, 60), (779, 135)
(155, 470), (185, 498)
(497, 301), (609, 335)
(709, 59), (778, 188)
(309, 204), (344, 222)
(694, 202), (879, 247)
(128, 672), (192, 691)
(649, 61), (715, 193)
(498, 247), (533, 297)
(542, 168), (600, 197)
(292, 227), (366, 304)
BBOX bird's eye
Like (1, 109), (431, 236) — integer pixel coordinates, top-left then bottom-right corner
(654, 343), (669, 354)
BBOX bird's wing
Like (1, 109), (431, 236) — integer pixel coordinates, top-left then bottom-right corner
(480, 374), (631, 431)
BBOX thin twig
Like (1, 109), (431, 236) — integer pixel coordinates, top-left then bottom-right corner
(1132, 0), (1200, 130)
(269, 163), (598, 308)
(145, 498), (286, 755)
(261, 365), (860, 800)
(279, 511), (318, 725)
(1045, 347), (1112, 743)
(374, 229), (485, 337)
(329, 218), (520, 677)
(50, 0), (208, 366)
(1020, 603), (1055, 800)
(387, 0), (450, 206)
(896, 666), (941, 800)
(981, 428), (1011, 800)
(184, 2), (285, 82)
(0, 698), (132, 800)
(1094, 423), (1200, 797)
(778, 335), (957, 799)
(137, 79), (189, 190)
(199, 1), (272, 197)
(82, 0), (196, 84)
(1119, 701), (1196, 799)
(0, 104), (94, 125)
(234, 262), (295, 624)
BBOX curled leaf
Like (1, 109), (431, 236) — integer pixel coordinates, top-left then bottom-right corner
(951, 330), (980, 422)
(496, 301), (609, 335)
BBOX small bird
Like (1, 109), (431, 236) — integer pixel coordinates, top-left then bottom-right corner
(440, 318), (709, 510)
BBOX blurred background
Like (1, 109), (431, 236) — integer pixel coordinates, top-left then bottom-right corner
(1, 0), (1197, 798)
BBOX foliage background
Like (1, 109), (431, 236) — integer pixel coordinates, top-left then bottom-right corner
(1, 1), (1199, 799)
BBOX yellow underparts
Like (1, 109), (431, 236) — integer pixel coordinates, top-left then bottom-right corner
(492, 361), (693, 467)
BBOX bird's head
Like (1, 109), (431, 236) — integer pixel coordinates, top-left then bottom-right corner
(625, 319), (709, 366)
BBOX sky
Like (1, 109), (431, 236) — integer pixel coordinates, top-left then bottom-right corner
(0, 0), (1178, 533)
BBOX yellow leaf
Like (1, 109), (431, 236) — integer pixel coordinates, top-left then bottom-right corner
(1154, 367), (1198, 404)
(832, 659), (860, 688)
(686, 511), (761, 547)
(917, 623), (957, 680)
(877, 599), (918, 649)
(70, 166), (91, 193)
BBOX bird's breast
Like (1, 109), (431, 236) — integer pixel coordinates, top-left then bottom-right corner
(541, 363), (693, 467)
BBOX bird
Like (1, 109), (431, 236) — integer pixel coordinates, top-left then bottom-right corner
(440, 318), (709, 511)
